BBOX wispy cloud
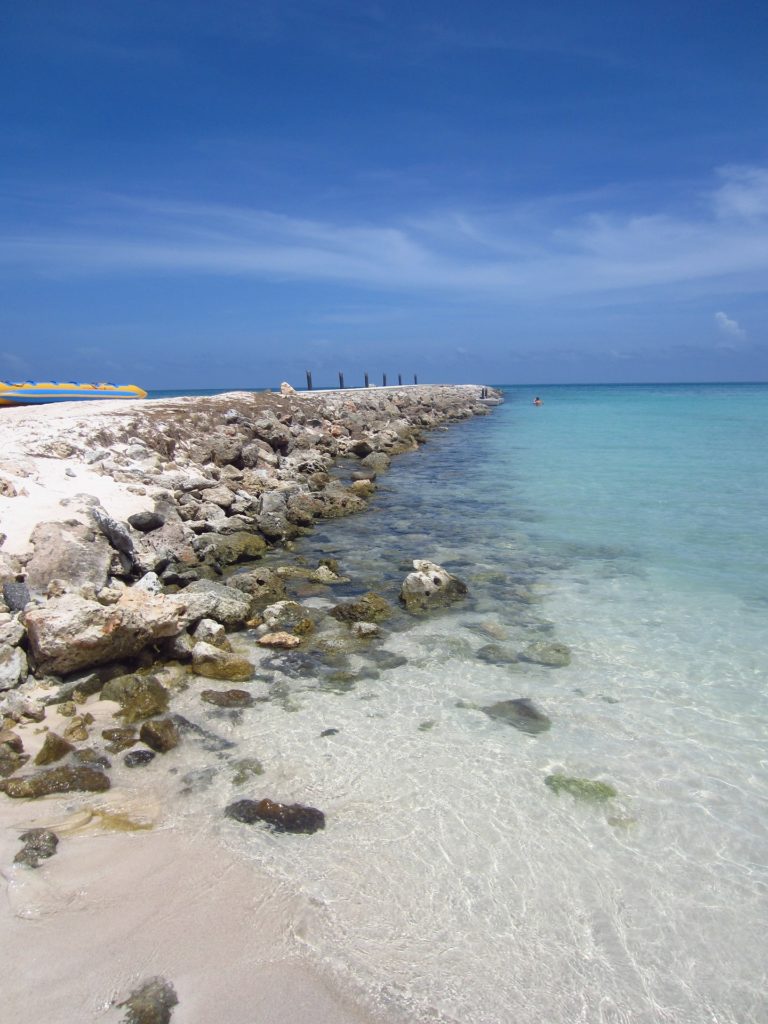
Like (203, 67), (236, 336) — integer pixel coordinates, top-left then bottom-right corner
(714, 311), (747, 346)
(2, 165), (768, 305)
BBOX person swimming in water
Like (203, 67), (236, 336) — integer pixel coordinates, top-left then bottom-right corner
(533, 396), (542, 406)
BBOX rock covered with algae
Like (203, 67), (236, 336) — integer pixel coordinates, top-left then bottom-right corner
(544, 774), (617, 802)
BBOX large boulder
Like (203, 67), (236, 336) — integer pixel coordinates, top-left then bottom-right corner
(24, 521), (112, 597)
(399, 560), (468, 613)
(172, 580), (253, 630)
(24, 590), (187, 675)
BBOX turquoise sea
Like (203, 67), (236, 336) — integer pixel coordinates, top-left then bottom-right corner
(167, 383), (768, 1024)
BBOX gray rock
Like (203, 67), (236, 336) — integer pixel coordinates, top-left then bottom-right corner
(24, 590), (187, 676)
(0, 643), (27, 691)
(128, 511), (166, 533)
(25, 521), (112, 597)
(172, 580), (253, 630)
(124, 749), (156, 768)
(3, 581), (30, 612)
(91, 506), (135, 559)
(400, 560), (468, 613)
(360, 451), (391, 473)
(15, 828), (59, 868)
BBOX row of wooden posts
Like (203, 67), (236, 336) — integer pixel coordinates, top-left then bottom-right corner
(304, 372), (418, 391)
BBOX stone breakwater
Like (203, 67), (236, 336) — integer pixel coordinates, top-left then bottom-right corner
(0, 384), (500, 791)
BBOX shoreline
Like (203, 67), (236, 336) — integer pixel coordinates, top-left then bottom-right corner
(0, 383), (499, 1023)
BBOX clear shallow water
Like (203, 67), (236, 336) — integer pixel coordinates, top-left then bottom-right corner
(167, 384), (767, 1023)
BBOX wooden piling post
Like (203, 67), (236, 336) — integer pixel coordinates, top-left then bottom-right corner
(306, 370), (313, 391)
(364, 372), (369, 388)
(339, 371), (344, 389)
(398, 374), (402, 385)
(413, 374), (418, 385)
(383, 373), (387, 386)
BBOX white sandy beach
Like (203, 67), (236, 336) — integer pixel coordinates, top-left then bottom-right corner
(0, 394), (401, 1023)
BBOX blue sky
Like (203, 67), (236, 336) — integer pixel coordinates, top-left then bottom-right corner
(1, 0), (767, 387)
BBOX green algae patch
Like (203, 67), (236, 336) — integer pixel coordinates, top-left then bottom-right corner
(545, 774), (617, 803)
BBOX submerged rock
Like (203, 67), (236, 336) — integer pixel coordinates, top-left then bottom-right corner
(400, 560), (468, 614)
(481, 698), (551, 735)
(329, 591), (393, 623)
(224, 797), (325, 834)
(544, 774), (617, 802)
(124, 749), (156, 768)
(475, 643), (519, 666)
(101, 674), (170, 724)
(15, 828), (59, 868)
(200, 688), (254, 708)
(116, 976), (178, 1024)
(519, 641), (572, 667)
(139, 717), (180, 753)
(0, 765), (110, 798)
(230, 757), (264, 784)
(191, 641), (253, 681)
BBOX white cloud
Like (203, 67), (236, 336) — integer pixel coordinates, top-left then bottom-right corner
(714, 311), (746, 338)
(2, 165), (768, 305)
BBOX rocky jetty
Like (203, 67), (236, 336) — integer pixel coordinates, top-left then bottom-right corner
(0, 385), (498, 803)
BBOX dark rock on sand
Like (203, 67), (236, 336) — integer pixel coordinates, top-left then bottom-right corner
(73, 748), (111, 768)
(15, 828), (59, 868)
(116, 976), (178, 1024)
(34, 731), (76, 765)
(226, 567), (287, 608)
(225, 797), (325, 834)
(200, 688), (254, 708)
(139, 717), (180, 753)
(481, 698), (552, 735)
(124, 749), (156, 768)
(320, 728), (339, 737)
(100, 674), (170, 723)
(0, 765), (110, 798)
(102, 726), (138, 753)
(3, 581), (30, 612)
(519, 641), (572, 667)
(128, 511), (166, 533)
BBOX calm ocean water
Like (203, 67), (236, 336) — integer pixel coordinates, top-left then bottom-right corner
(165, 383), (767, 1024)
